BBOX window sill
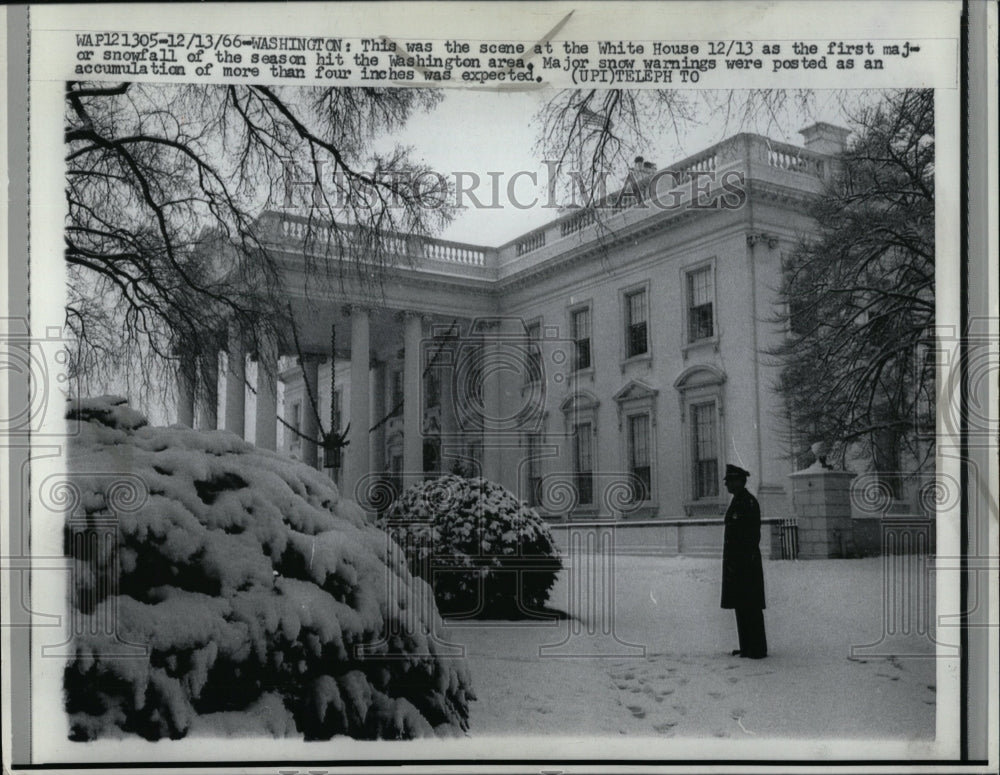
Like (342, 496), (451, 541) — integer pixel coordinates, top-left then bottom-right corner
(620, 352), (652, 372)
(619, 502), (658, 519)
(682, 337), (719, 358)
(569, 505), (600, 519)
(683, 498), (728, 516)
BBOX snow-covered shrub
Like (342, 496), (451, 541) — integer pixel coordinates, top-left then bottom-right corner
(381, 475), (561, 618)
(63, 396), (474, 741)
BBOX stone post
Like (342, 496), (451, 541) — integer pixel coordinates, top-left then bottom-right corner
(788, 465), (857, 558)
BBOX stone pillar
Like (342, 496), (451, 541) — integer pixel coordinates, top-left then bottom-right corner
(300, 355), (321, 469)
(196, 351), (219, 430)
(254, 334), (278, 451)
(176, 359), (196, 427)
(224, 324), (246, 437)
(402, 312), (424, 488)
(439, 338), (457, 471)
(480, 325), (504, 483)
(788, 466), (857, 558)
(345, 306), (371, 501)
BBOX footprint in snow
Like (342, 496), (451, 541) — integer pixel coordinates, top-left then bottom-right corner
(708, 690), (724, 699)
(653, 721), (677, 733)
(627, 705), (647, 719)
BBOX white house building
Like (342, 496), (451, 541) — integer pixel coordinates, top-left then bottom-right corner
(178, 123), (855, 532)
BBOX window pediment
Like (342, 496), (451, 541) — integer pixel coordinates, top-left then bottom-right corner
(613, 379), (658, 404)
(560, 389), (600, 416)
(673, 364), (727, 392)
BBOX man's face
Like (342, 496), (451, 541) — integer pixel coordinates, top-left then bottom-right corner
(724, 476), (746, 494)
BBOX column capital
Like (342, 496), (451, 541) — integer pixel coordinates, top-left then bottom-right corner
(343, 304), (373, 318)
(395, 309), (431, 325)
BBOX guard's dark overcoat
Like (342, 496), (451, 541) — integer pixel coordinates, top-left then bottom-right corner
(720, 488), (766, 610)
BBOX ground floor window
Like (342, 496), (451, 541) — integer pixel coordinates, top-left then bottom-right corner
(628, 413), (651, 502)
(574, 422), (594, 506)
(691, 401), (719, 499)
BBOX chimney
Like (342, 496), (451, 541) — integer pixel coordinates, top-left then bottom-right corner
(799, 122), (851, 155)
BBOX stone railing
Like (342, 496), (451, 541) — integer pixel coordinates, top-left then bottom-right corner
(669, 146), (718, 181)
(559, 207), (597, 238)
(764, 139), (827, 178)
(515, 228), (547, 256)
(419, 237), (490, 266)
(257, 211), (494, 270)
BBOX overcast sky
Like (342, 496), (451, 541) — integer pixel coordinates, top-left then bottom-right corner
(376, 88), (866, 245)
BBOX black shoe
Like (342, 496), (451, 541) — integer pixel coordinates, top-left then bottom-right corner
(731, 649), (742, 656)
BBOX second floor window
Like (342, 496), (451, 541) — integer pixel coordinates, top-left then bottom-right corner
(571, 307), (591, 371)
(625, 289), (649, 357)
(687, 266), (714, 342)
(525, 322), (542, 385)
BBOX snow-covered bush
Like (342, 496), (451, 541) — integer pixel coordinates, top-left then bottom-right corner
(381, 475), (561, 618)
(63, 396), (473, 741)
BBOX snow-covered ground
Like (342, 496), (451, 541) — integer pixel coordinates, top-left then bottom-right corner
(444, 555), (938, 739)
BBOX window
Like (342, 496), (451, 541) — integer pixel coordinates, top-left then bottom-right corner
(691, 402), (719, 498)
(390, 369), (404, 416)
(628, 414), (651, 502)
(613, 380), (658, 508)
(425, 370), (440, 408)
(423, 437), (440, 476)
(389, 452), (403, 497)
(571, 307), (592, 371)
(625, 289), (648, 357)
(574, 422), (594, 505)
(524, 322), (542, 385)
(526, 432), (543, 507)
(686, 266), (714, 342)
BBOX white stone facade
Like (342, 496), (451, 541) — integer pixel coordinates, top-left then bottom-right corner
(180, 125), (851, 523)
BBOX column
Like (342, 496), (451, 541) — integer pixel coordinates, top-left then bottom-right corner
(345, 306), (370, 501)
(439, 336), (458, 471)
(300, 355), (320, 469)
(196, 351), (219, 430)
(402, 312), (424, 488)
(481, 325), (503, 482)
(254, 334), (278, 451)
(176, 359), (195, 427)
(224, 323), (246, 437)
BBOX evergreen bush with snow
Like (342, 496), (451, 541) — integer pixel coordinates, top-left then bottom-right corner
(64, 397), (474, 741)
(381, 475), (562, 618)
